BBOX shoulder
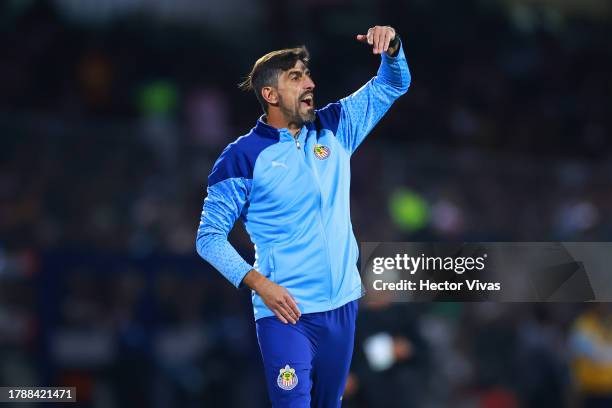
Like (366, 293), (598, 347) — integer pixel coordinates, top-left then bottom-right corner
(315, 102), (343, 134)
(208, 130), (277, 187)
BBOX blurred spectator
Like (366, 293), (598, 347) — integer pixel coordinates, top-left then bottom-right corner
(570, 304), (612, 408)
(347, 290), (431, 408)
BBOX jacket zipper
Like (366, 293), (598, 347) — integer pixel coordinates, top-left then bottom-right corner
(293, 132), (333, 305)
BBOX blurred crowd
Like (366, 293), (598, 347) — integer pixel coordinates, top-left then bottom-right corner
(1, 0), (612, 406)
(3, 255), (612, 407)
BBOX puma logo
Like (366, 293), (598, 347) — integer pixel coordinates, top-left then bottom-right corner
(271, 161), (288, 169)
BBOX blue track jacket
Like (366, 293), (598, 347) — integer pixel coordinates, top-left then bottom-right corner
(196, 43), (410, 320)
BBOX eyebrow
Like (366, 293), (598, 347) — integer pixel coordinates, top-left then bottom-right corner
(287, 68), (311, 77)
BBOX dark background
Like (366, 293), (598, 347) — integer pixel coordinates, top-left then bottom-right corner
(1, 0), (612, 407)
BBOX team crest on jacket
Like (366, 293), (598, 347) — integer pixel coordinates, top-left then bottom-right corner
(313, 144), (330, 160)
(277, 365), (298, 390)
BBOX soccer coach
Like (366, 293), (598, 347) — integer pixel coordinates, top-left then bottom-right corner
(196, 25), (410, 407)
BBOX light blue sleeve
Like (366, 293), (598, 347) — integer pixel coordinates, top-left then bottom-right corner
(195, 178), (253, 288)
(336, 41), (411, 154)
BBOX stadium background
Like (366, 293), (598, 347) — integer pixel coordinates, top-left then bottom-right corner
(1, 0), (612, 406)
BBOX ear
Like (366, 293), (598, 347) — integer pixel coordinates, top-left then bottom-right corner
(261, 86), (279, 106)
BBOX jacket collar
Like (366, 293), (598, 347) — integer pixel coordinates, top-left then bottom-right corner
(254, 115), (281, 139)
(254, 115), (315, 140)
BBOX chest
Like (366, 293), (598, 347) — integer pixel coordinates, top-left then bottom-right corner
(250, 130), (347, 210)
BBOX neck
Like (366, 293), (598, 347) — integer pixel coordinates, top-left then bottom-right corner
(265, 109), (302, 137)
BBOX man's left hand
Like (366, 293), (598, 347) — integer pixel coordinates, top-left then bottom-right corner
(356, 25), (397, 55)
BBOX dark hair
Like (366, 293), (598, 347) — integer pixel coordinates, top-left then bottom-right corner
(239, 46), (310, 113)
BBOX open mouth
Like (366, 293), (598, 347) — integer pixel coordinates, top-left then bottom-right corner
(300, 94), (314, 109)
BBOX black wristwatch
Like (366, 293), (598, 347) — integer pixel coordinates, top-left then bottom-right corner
(388, 33), (401, 57)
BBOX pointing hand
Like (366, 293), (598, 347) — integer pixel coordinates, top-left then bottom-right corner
(356, 25), (398, 55)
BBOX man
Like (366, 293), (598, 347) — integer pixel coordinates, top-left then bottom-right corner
(196, 25), (410, 407)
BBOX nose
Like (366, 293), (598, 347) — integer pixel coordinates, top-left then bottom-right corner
(304, 75), (315, 91)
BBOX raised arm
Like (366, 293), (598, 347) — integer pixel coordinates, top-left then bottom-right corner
(321, 26), (411, 154)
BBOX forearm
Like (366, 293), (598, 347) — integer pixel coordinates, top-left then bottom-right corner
(377, 38), (411, 92)
(333, 36), (410, 153)
(196, 231), (253, 288)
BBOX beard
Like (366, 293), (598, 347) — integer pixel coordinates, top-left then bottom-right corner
(279, 94), (315, 127)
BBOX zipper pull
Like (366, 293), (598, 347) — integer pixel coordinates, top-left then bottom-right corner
(295, 137), (301, 150)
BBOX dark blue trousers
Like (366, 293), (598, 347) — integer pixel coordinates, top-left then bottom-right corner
(256, 300), (358, 407)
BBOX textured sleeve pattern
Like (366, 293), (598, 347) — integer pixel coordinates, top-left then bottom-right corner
(195, 177), (253, 288)
(336, 41), (411, 154)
